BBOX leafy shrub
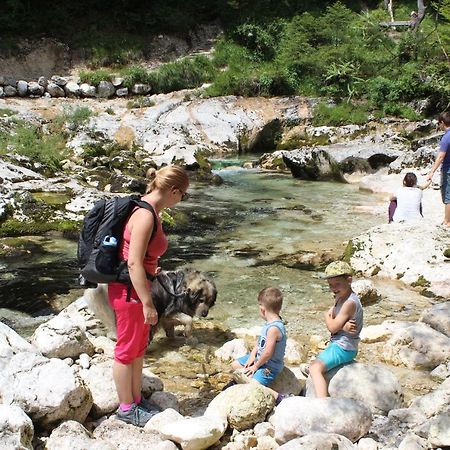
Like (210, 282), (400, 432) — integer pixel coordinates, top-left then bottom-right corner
(79, 69), (113, 87)
(232, 23), (277, 60)
(382, 103), (421, 120)
(312, 102), (369, 126)
(2, 124), (67, 171)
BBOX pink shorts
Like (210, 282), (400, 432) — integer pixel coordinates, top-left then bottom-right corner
(108, 282), (151, 364)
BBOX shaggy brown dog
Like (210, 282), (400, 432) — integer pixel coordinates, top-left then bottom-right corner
(84, 269), (217, 339)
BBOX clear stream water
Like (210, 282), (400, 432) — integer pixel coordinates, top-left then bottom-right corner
(0, 164), (437, 408)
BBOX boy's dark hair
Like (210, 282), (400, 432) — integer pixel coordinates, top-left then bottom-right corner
(403, 172), (417, 187)
(258, 287), (283, 313)
(438, 112), (450, 127)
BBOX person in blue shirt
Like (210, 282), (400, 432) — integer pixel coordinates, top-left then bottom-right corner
(231, 287), (288, 404)
(427, 112), (450, 227)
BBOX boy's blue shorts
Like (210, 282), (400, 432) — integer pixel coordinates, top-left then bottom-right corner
(317, 342), (357, 371)
(441, 172), (450, 204)
(237, 353), (280, 386)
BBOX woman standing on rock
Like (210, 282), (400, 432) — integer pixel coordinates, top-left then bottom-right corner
(109, 165), (189, 427)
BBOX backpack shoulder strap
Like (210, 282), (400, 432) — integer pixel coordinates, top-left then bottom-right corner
(133, 199), (158, 243)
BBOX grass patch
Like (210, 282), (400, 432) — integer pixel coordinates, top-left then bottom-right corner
(0, 108), (16, 117)
(126, 97), (155, 109)
(312, 102), (370, 126)
(79, 69), (113, 87)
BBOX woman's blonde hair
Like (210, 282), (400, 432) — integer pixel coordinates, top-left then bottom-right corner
(146, 165), (189, 194)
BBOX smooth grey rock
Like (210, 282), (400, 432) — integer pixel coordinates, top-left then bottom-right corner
(0, 87), (3, 97)
(50, 75), (67, 86)
(4, 85), (17, 96)
(17, 80), (28, 96)
(409, 389), (450, 418)
(428, 413), (450, 447)
(111, 77), (124, 87)
(398, 432), (427, 450)
(80, 83), (96, 97)
(64, 82), (81, 97)
(38, 76), (48, 88)
(115, 87), (129, 97)
(46, 82), (65, 97)
(131, 83), (151, 94)
(271, 397), (372, 444)
(28, 82), (45, 96)
(97, 81), (115, 98)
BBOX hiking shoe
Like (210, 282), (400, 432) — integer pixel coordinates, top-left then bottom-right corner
(116, 404), (158, 427)
(138, 396), (161, 413)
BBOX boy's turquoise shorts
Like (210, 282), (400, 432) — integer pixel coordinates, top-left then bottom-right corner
(237, 353), (280, 386)
(317, 342), (357, 370)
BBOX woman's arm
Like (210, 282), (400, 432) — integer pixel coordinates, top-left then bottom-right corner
(427, 152), (446, 181)
(325, 300), (356, 334)
(127, 208), (158, 325)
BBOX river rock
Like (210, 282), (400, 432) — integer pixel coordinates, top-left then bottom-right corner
(383, 322), (450, 369)
(0, 352), (93, 428)
(389, 145), (436, 173)
(80, 83), (96, 97)
(0, 404), (34, 450)
(131, 83), (151, 94)
(360, 320), (414, 343)
(351, 279), (380, 305)
(282, 148), (343, 180)
(0, 87), (3, 97)
(30, 315), (95, 359)
(356, 437), (380, 450)
(28, 81), (44, 96)
(409, 388), (450, 418)
(205, 384), (274, 431)
(0, 322), (37, 371)
(17, 80), (28, 96)
(269, 366), (304, 395)
(430, 362), (450, 381)
(278, 432), (354, 449)
(46, 420), (115, 450)
(97, 81), (115, 98)
(348, 222), (450, 298)
(93, 415), (169, 448)
(149, 391), (180, 412)
(159, 415), (226, 450)
(64, 81), (81, 97)
(116, 87), (129, 97)
(271, 396), (372, 444)
(46, 82), (65, 97)
(259, 151), (287, 171)
(144, 408), (184, 433)
(214, 338), (248, 361)
(428, 413), (450, 448)
(419, 301), (450, 337)
(305, 362), (402, 415)
(398, 432), (427, 450)
(4, 85), (18, 96)
(51, 75), (67, 86)
(284, 338), (305, 364)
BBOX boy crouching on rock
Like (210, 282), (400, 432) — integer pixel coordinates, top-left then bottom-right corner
(230, 287), (289, 405)
(310, 261), (363, 398)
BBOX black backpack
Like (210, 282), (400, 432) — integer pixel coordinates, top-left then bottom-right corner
(77, 195), (157, 287)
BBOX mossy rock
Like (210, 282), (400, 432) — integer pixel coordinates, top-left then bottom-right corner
(342, 240), (355, 263)
(0, 237), (46, 258)
(444, 248), (450, 258)
(0, 219), (80, 238)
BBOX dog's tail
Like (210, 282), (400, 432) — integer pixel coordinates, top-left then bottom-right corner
(84, 284), (117, 339)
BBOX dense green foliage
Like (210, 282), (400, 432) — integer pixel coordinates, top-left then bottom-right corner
(1, 1), (449, 117)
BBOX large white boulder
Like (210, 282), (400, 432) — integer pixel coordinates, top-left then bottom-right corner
(0, 404), (34, 450)
(159, 415), (226, 450)
(383, 323), (450, 369)
(348, 222), (449, 298)
(205, 384), (274, 431)
(46, 420), (115, 450)
(278, 432), (354, 449)
(360, 320), (414, 343)
(31, 315), (95, 359)
(0, 322), (37, 371)
(428, 413), (450, 448)
(409, 388), (450, 418)
(305, 362), (403, 415)
(0, 352), (93, 428)
(351, 279), (381, 305)
(420, 302), (450, 337)
(271, 397), (372, 444)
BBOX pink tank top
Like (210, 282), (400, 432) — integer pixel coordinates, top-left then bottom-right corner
(119, 204), (168, 275)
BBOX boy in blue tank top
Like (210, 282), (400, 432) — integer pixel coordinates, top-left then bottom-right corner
(231, 287), (287, 404)
(310, 261), (363, 398)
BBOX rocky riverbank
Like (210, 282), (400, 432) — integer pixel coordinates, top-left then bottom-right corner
(1, 93), (449, 448)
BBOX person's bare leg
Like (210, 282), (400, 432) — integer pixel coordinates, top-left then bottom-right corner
(444, 203), (450, 226)
(113, 360), (134, 404)
(131, 357), (144, 401)
(309, 359), (328, 398)
(231, 360), (244, 370)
